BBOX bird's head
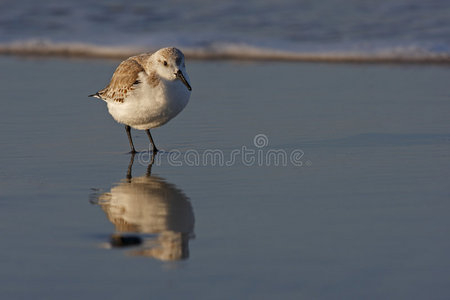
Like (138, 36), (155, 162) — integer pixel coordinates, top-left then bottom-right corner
(152, 47), (192, 91)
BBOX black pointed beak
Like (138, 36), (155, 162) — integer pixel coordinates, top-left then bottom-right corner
(176, 70), (192, 91)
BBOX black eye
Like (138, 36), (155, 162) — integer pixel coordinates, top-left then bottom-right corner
(163, 61), (168, 66)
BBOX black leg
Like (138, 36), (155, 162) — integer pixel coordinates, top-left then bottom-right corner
(126, 152), (135, 180)
(146, 129), (158, 153)
(145, 151), (156, 177)
(125, 125), (137, 154)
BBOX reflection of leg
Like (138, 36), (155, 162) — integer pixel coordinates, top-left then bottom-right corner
(146, 129), (158, 153)
(146, 151), (156, 177)
(126, 153), (135, 180)
(125, 125), (137, 154)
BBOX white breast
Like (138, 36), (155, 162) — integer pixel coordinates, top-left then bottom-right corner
(106, 75), (191, 130)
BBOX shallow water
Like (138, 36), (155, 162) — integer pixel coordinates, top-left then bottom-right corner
(0, 57), (449, 299)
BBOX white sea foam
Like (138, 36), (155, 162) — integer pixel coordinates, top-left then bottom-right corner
(1, 40), (449, 63)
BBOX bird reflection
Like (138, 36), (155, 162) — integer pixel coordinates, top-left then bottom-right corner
(92, 153), (195, 261)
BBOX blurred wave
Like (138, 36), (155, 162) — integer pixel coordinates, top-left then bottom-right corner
(1, 40), (449, 63)
(1, 0), (450, 63)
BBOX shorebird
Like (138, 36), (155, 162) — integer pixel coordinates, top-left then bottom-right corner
(89, 47), (192, 153)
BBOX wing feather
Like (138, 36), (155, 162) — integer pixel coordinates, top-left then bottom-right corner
(96, 57), (146, 103)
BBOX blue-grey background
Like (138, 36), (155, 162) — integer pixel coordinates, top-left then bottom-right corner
(1, 1), (450, 298)
(0, 56), (449, 299)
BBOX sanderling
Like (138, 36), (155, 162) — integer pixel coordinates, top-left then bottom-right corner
(89, 47), (192, 153)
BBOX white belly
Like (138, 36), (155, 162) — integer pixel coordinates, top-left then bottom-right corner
(107, 80), (190, 130)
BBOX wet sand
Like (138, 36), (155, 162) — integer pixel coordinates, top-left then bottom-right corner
(0, 56), (449, 299)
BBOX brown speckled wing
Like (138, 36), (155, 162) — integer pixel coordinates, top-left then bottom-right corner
(97, 57), (145, 103)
